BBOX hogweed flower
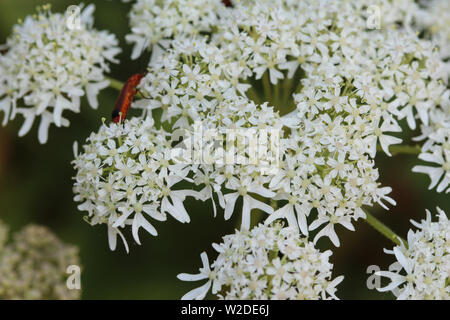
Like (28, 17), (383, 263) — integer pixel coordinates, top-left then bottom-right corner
(72, 117), (200, 252)
(125, 0), (225, 60)
(70, 0), (448, 289)
(215, 0), (449, 131)
(133, 27), (400, 244)
(137, 37), (250, 126)
(415, 0), (450, 60)
(413, 127), (450, 193)
(267, 111), (397, 246)
(0, 223), (80, 300)
(376, 208), (450, 300)
(178, 223), (344, 300)
(0, 4), (120, 143)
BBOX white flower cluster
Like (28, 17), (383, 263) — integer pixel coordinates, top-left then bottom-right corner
(415, 0), (450, 60)
(66, 0), (449, 300)
(269, 104), (396, 246)
(0, 223), (80, 300)
(137, 37), (250, 127)
(377, 208), (449, 300)
(72, 117), (200, 252)
(125, 0), (225, 59)
(0, 4), (120, 143)
(374, 0), (419, 28)
(179, 97), (284, 227)
(133, 0), (408, 246)
(74, 0), (448, 258)
(409, 0), (450, 193)
(218, 0), (448, 130)
(73, 0), (450, 250)
(413, 124), (450, 193)
(178, 223), (344, 300)
(216, 0), (449, 240)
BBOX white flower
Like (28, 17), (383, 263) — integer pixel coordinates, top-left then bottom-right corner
(125, 0), (224, 59)
(414, 0), (450, 60)
(0, 223), (80, 299)
(376, 208), (450, 300)
(413, 129), (450, 193)
(0, 4), (120, 143)
(74, 0), (448, 259)
(138, 39), (237, 126)
(178, 223), (344, 300)
(364, 117), (402, 158)
(223, 180), (275, 230)
(177, 252), (214, 300)
(72, 117), (199, 252)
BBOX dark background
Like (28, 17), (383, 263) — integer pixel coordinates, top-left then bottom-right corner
(0, 0), (448, 299)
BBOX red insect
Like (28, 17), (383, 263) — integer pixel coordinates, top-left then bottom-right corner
(112, 72), (147, 123)
(222, 0), (233, 7)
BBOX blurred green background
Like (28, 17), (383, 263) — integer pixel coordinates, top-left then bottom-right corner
(0, 0), (448, 300)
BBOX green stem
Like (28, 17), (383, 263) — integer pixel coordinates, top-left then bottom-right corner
(262, 71), (272, 103)
(291, 78), (303, 97)
(106, 76), (124, 92)
(273, 80), (280, 110)
(282, 77), (293, 106)
(386, 144), (421, 155)
(364, 209), (406, 246)
(246, 85), (263, 105)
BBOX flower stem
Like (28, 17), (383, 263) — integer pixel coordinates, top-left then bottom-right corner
(382, 144), (421, 155)
(363, 209), (406, 246)
(106, 76), (125, 92)
(262, 72), (272, 103)
(246, 84), (263, 105)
